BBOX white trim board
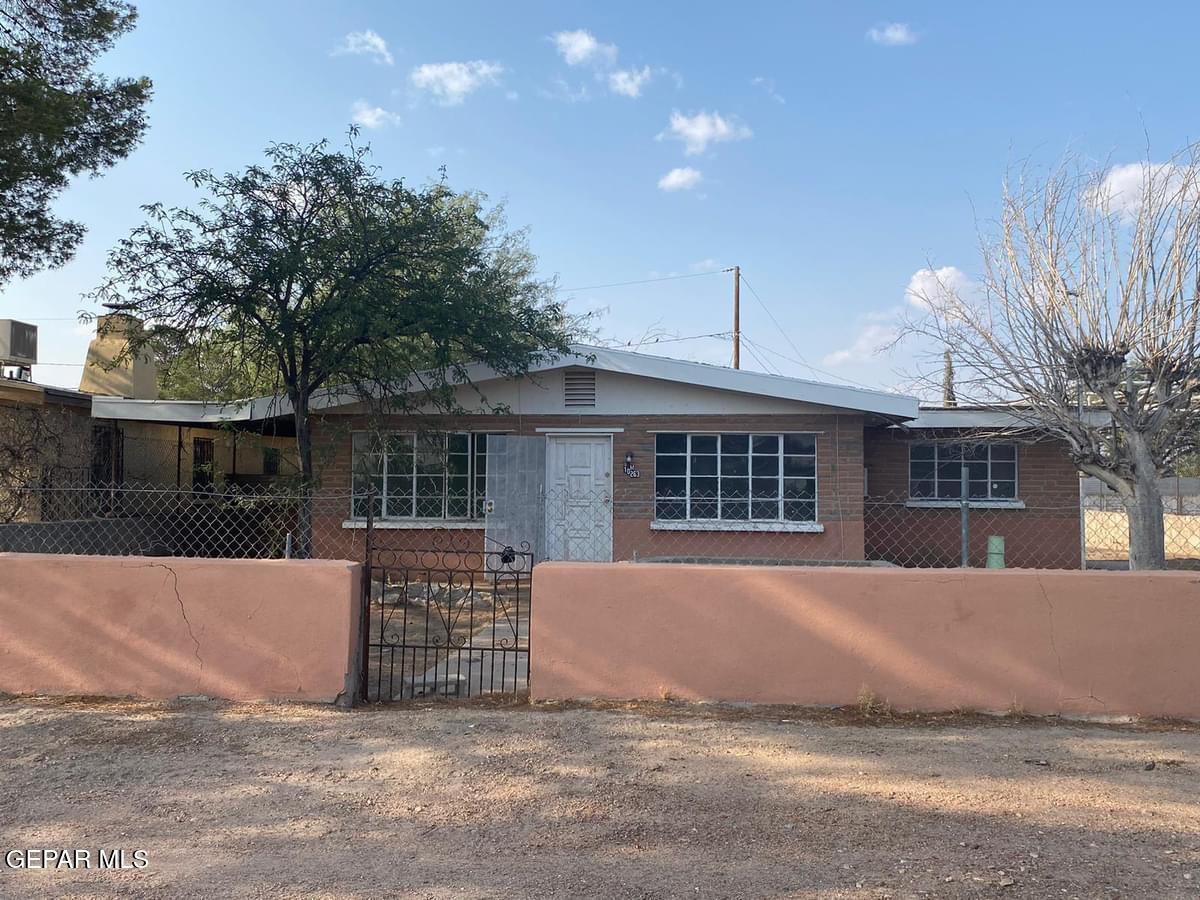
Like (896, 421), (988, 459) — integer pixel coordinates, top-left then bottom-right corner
(645, 429), (826, 435)
(650, 520), (825, 534)
(341, 519), (482, 530)
(902, 499), (1027, 510)
(534, 426), (625, 434)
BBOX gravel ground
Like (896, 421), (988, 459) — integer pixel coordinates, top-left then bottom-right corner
(2, 697), (1199, 899)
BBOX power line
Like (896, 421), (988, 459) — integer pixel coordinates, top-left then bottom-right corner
(0, 316), (86, 322)
(736, 272), (882, 390)
(621, 331), (730, 349)
(735, 272), (820, 374)
(741, 333), (881, 391)
(740, 338), (780, 376)
(561, 268), (732, 293)
(737, 333), (777, 375)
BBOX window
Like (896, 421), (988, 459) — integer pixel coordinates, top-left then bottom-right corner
(192, 438), (215, 490)
(262, 447), (281, 477)
(909, 442), (1017, 500)
(654, 433), (817, 523)
(351, 432), (491, 520)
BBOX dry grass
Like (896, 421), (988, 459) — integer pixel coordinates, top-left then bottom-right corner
(1086, 509), (1200, 561)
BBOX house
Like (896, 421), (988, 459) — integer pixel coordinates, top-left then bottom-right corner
(91, 345), (1086, 568)
(78, 313), (297, 491)
(0, 315), (296, 524)
(0, 375), (95, 522)
(865, 407), (1083, 569)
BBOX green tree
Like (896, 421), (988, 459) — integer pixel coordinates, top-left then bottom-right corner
(0, 0), (151, 283)
(152, 325), (276, 402)
(91, 134), (574, 552)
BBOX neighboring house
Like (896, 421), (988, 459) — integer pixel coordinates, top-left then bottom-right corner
(92, 345), (1087, 568)
(88, 403), (297, 490)
(78, 313), (297, 490)
(0, 314), (297, 514)
(0, 376), (94, 522)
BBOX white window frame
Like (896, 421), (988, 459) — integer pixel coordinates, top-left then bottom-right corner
(907, 441), (1019, 502)
(653, 432), (819, 525)
(349, 431), (491, 522)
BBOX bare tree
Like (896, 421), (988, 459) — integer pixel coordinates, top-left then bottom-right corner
(0, 402), (93, 522)
(905, 147), (1200, 569)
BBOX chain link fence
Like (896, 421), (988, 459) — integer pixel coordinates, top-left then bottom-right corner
(532, 490), (1200, 571)
(3, 481), (1199, 570)
(0, 483), (362, 560)
(1082, 476), (1200, 514)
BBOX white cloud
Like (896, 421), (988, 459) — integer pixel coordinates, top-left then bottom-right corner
(410, 60), (504, 105)
(823, 322), (899, 366)
(867, 22), (918, 46)
(659, 110), (752, 156)
(549, 29), (660, 100)
(609, 66), (652, 98)
(904, 266), (973, 310)
(1087, 161), (1197, 222)
(332, 30), (394, 65)
(689, 258), (722, 273)
(350, 100), (400, 129)
(539, 77), (589, 103)
(657, 167), (703, 192)
(551, 29), (617, 66)
(751, 76), (785, 104)
(827, 266), (975, 366)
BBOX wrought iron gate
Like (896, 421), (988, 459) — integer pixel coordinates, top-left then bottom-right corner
(359, 536), (533, 702)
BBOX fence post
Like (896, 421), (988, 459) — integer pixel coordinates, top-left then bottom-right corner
(1078, 474), (1087, 570)
(357, 484), (375, 704)
(960, 466), (969, 568)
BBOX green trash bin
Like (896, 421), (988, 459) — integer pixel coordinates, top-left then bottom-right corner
(986, 535), (1005, 568)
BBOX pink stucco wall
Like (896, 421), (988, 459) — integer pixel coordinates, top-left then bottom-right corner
(532, 562), (1200, 718)
(0, 554), (361, 702)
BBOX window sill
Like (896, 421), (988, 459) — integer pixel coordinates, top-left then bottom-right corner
(902, 499), (1026, 510)
(651, 520), (825, 534)
(341, 519), (483, 530)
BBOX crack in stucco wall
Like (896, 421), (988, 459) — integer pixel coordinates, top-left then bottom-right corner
(1035, 575), (1067, 699)
(129, 561), (204, 670)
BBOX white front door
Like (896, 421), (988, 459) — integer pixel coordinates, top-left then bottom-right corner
(545, 435), (613, 562)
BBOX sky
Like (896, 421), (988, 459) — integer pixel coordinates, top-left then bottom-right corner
(5, 1), (1200, 396)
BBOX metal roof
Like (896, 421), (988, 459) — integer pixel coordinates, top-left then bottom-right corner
(91, 343), (920, 423)
(904, 406), (1110, 430)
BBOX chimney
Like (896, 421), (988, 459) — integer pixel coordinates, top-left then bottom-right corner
(79, 312), (159, 399)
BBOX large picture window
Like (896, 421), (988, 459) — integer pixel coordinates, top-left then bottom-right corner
(351, 432), (490, 520)
(654, 433), (817, 523)
(909, 442), (1017, 500)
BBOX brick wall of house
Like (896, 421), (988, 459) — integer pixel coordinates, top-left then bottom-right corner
(862, 427), (1083, 569)
(309, 412), (867, 562)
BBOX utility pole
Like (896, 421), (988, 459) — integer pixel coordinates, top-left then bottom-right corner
(732, 265), (741, 369)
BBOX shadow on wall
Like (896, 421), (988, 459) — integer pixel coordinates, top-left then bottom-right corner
(531, 562), (1200, 718)
(0, 554), (361, 702)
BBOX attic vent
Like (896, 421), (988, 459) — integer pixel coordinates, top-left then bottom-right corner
(563, 367), (597, 408)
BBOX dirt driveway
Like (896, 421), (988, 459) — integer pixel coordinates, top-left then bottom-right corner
(2, 698), (1199, 899)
